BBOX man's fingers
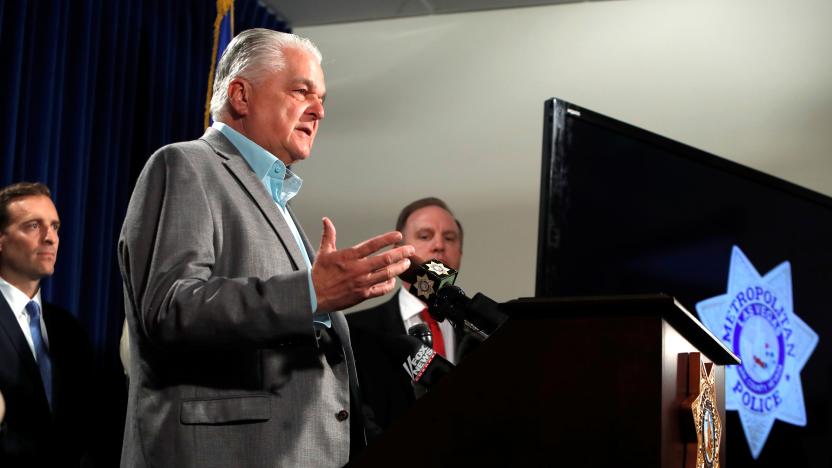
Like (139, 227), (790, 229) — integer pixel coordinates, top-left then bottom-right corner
(318, 217), (337, 254)
(350, 231), (403, 258)
(363, 245), (415, 272)
(314, 229), (413, 311)
(366, 277), (397, 299)
(362, 258), (412, 287)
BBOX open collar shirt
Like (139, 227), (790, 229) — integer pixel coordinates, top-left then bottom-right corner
(213, 122), (330, 328)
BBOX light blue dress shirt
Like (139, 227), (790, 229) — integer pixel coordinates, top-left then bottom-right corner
(213, 122), (330, 328)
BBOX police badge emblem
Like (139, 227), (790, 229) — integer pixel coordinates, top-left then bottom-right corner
(425, 260), (451, 276)
(405, 259), (459, 306)
(414, 274), (436, 300)
(696, 246), (819, 459)
(691, 360), (721, 468)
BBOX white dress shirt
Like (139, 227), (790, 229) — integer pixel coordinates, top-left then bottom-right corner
(0, 275), (48, 359)
(398, 287), (456, 364)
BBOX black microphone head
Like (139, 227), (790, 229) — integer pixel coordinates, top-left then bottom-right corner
(407, 323), (432, 348)
(405, 259), (459, 309)
(432, 285), (469, 325)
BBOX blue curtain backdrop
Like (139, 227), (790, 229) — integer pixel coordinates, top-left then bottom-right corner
(0, 0), (289, 463)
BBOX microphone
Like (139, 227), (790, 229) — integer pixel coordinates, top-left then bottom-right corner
(400, 258), (508, 341)
(407, 323), (432, 348)
(399, 258), (459, 308)
(433, 286), (507, 341)
(392, 328), (454, 396)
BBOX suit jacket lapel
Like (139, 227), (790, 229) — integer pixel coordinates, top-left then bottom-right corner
(0, 295), (44, 388)
(200, 128), (308, 270)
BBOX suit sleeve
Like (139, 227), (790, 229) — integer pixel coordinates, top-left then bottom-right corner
(118, 145), (315, 351)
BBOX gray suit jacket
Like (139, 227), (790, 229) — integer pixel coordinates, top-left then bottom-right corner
(118, 128), (358, 467)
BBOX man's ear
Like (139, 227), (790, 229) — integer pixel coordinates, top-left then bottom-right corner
(226, 78), (251, 117)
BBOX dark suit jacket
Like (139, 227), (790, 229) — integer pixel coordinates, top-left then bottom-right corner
(0, 296), (94, 466)
(347, 295), (414, 437)
(347, 292), (469, 438)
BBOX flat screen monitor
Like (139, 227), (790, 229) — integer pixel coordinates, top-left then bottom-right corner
(536, 98), (829, 467)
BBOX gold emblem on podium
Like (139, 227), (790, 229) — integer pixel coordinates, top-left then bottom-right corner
(691, 360), (721, 468)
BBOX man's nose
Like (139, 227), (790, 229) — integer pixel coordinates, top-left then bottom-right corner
(431, 237), (445, 252)
(308, 97), (325, 120)
(43, 227), (58, 244)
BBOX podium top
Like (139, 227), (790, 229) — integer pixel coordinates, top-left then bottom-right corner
(505, 294), (740, 365)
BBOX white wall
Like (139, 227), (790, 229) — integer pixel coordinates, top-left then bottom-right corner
(293, 0), (832, 309)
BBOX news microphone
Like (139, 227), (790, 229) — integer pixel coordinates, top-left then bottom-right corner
(433, 286), (507, 341)
(400, 258), (508, 341)
(396, 330), (454, 396)
(399, 258), (458, 308)
(407, 323), (432, 348)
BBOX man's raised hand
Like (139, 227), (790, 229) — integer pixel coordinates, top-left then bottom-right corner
(312, 217), (414, 312)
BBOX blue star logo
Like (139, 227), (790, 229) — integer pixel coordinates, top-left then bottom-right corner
(696, 246), (818, 459)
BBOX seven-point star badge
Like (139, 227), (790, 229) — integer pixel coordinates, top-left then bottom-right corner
(696, 246), (818, 459)
(425, 261), (451, 276)
(414, 274), (436, 300)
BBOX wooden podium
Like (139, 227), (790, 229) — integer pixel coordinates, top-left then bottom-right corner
(349, 294), (739, 467)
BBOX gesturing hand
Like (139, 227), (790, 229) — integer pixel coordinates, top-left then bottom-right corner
(312, 217), (415, 312)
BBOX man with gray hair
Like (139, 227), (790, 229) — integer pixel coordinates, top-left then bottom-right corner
(119, 29), (413, 467)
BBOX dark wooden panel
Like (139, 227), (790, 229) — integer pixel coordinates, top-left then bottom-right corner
(351, 296), (735, 467)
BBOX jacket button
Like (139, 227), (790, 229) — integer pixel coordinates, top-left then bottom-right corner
(336, 410), (349, 421)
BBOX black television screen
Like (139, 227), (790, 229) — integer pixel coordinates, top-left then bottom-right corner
(537, 98), (830, 467)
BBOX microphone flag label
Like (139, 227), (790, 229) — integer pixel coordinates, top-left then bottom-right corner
(695, 246), (818, 459)
(407, 259), (458, 306)
(403, 345), (436, 382)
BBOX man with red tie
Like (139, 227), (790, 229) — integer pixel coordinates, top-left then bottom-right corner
(0, 182), (94, 465)
(347, 197), (464, 437)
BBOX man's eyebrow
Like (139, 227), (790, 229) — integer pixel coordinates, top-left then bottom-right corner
(295, 78), (326, 102)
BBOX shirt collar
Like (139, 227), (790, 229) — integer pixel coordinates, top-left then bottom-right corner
(398, 286), (427, 322)
(0, 275), (42, 318)
(213, 122), (303, 208)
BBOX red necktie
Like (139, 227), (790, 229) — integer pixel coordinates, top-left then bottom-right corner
(419, 308), (446, 358)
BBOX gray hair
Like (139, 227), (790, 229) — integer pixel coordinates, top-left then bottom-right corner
(209, 28), (322, 120)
